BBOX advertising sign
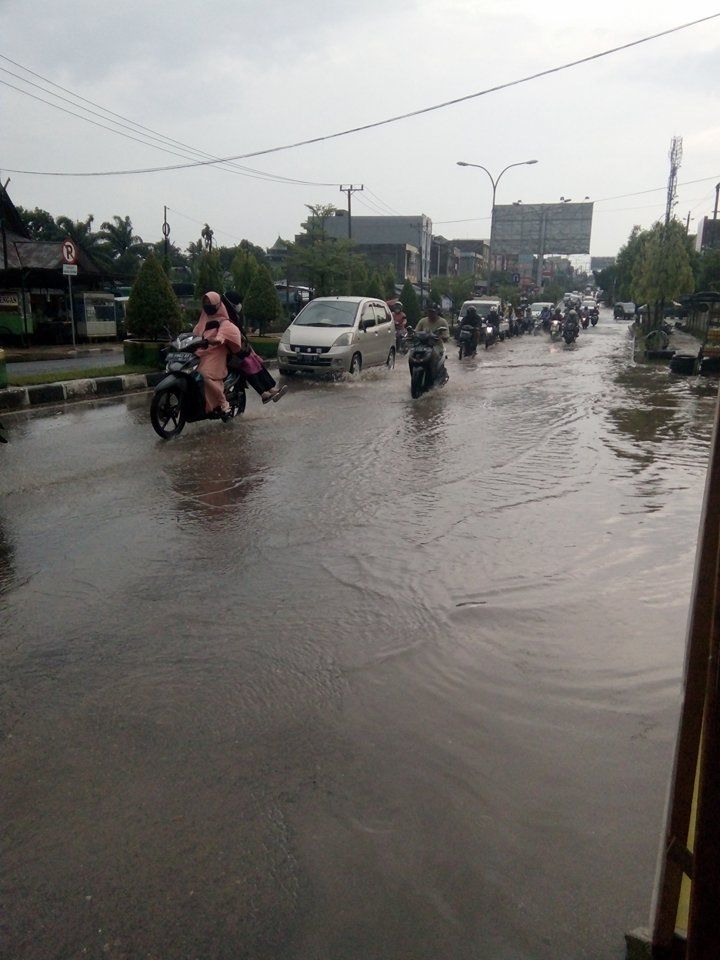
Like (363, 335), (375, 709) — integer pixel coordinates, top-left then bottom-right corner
(491, 203), (594, 256)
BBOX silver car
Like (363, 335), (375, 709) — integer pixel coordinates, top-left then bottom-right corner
(278, 297), (397, 376)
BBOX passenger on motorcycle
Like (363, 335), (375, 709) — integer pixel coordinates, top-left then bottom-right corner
(193, 292), (243, 419)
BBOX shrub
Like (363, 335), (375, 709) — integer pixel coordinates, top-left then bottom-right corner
(244, 265), (281, 334)
(126, 253), (181, 340)
(400, 278), (421, 326)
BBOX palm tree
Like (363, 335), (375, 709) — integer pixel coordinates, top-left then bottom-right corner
(98, 215), (148, 276)
(55, 214), (109, 266)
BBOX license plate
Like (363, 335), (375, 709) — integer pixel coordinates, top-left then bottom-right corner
(296, 354), (318, 364)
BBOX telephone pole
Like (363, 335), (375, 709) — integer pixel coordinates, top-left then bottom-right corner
(339, 184), (364, 240)
(340, 185), (363, 293)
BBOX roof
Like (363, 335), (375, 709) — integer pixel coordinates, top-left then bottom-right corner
(0, 186), (30, 238)
(1, 232), (101, 274)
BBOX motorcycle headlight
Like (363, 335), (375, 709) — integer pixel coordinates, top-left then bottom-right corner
(280, 328), (291, 345)
(333, 332), (352, 348)
(486, 326), (493, 334)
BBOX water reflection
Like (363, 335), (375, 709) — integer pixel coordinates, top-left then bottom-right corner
(0, 514), (15, 597)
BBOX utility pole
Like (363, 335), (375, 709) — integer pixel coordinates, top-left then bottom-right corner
(339, 184), (363, 240)
(686, 211), (693, 234)
(712, 183), (720, 250)
(339, 184), (363, 294)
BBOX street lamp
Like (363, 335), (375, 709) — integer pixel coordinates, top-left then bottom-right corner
(457, 159), (538, 291)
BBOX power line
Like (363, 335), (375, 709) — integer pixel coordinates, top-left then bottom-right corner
(0, 69), (340, 188)
(3, 12), (717, 178)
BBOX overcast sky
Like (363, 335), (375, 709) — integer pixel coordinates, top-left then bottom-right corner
(3, 1), (720, 259)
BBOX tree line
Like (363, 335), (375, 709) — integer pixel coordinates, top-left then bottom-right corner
(594, 219), (720, 326)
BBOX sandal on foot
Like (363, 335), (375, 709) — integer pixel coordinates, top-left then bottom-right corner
(261, 392), (273, 404)
(271, 384), (288, 403)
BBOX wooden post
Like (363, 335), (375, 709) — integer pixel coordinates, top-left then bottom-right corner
(651, 390), (720, 952)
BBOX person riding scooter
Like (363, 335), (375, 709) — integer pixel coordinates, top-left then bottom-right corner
(415, 302), (449, 383)
(458, 305), (481, 352)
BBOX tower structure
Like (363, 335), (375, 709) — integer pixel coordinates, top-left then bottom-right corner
(665, 136), (683, 226)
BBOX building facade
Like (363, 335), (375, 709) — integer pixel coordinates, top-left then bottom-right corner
(324, 213), (433, 286)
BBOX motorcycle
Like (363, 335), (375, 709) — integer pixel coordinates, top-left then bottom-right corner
(483, 323), (498, 350)
(396, 325), (414, 355)
(563, 317), (580, 345)
(590, 310), (599, 327)
(457, 322), (478, 359)
(150, 332), (247, 439)
(580, 312), (590, 329)
(409, 331), (448, 398)
(549, 317), (563, 341)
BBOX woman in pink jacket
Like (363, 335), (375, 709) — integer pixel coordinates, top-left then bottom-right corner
(192, 292), (242, 419)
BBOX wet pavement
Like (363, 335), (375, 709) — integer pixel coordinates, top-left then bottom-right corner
(0, 312), (717, 959)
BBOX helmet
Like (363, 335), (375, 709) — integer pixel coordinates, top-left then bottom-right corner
(465, 306), (478, 319)
(427, 301), (440, 314)
(391, 301), (403, 312)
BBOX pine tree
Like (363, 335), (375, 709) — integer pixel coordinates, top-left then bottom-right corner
(244, 264), (281, 334)
(400, 278), (421, 326)
(194, 250), (224, 299)
(126, 252), (181, 340)
(383, 265), (398, 299)
(366, 272), (384, 299)
(230, 248), (259, 301)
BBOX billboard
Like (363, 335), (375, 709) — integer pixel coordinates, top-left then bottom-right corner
(491, 203), (593, 256)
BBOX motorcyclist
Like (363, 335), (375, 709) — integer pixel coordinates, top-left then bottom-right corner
(458, 305), (481, 351)
(415, 302), (449, 381)
(540, 305), (552, 332)
(565, 308), (580, 336)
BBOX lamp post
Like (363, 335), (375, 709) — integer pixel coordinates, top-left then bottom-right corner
(457, 159), (538, 291)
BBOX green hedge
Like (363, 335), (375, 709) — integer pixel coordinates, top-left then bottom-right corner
(123, 340), (167, 368)
(248, 336), (279, 359)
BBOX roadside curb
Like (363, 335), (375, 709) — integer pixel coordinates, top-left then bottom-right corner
(0, 370), (165, 411)
(0, 362), (276, 411)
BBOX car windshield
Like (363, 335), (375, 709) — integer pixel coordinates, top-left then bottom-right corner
(293, 300), (357, 327)
(531, 303), (551, 311)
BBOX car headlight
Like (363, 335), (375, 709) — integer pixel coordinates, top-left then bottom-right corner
(333, 332), (352, 348)
(280, 328), (291, 345)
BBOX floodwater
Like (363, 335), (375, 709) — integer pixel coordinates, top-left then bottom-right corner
(0, 314), (716, 959)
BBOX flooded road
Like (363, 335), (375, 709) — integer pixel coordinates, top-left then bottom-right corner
(1, 314), (716, 959)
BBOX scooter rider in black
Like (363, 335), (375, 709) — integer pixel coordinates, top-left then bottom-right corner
(459, 305), (482, 351)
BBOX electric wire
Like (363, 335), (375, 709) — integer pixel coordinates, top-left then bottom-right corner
(0, 70), (340, 187)
(3, 12), (717, 177)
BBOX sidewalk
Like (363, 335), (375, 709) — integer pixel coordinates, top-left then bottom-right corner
(0, 358), (279, 412)
(0, 370), (166, 411)
(4, 343), (124, 363)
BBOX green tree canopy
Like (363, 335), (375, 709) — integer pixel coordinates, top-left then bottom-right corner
(366, 271), (384, 300)
(98, 215), (147, 277)
(243, 264), (281, 333)
(126, 253), (182, 340)
(230, 248), (259, 302)
(697, 249), (720, 292)
(289, 203), (356, 296)
(631, 220), (695, 325)
(382, 265), (398, 299)
(195, 250), (224, 299)
(15, 206), (62, 241)
(400, 278), (421, 326)
(55, 214), (109, 266)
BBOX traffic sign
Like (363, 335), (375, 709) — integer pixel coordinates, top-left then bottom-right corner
(63, 264), (78, 276)
(512, 273), (520, 283)
(61, 239), (78, 265)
